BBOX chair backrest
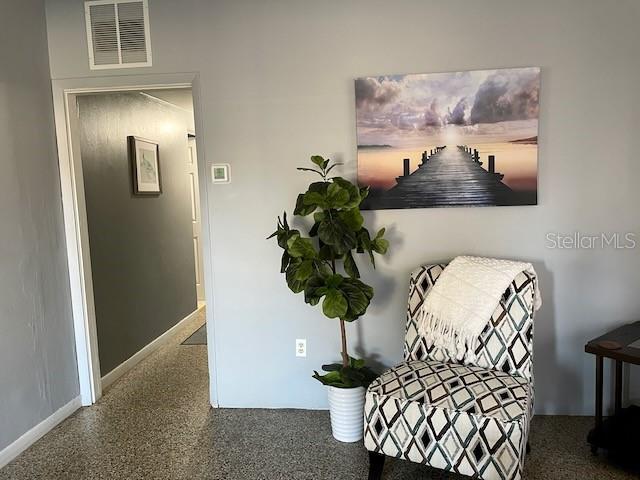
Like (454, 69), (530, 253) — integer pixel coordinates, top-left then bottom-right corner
(404, 263), (536, 381)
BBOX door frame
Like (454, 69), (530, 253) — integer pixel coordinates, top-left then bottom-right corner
(51, 72), (219, 407)
(186, 137), (206, 302)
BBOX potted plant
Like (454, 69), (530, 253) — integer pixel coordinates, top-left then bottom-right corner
(268, 155), (389, 442)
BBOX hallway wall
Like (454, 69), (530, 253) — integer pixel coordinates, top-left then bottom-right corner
(0, 0), (77, 453)
(44, 0), (640, 414)
(78, 92), (197, 375)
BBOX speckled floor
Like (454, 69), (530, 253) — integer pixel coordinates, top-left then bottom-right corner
(0, 309), (637, 479)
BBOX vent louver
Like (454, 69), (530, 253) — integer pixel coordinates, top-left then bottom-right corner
(85, 0), (152, 70)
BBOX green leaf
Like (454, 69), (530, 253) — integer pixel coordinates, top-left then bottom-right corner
(308, 181), (330, 193)
(322, 289), (348, 318)
(349, 357), (365, 369)
(318, 219), (342, 246)
(325, 183), (350, 208)
(316, 286), (329, 296)
(282, 232), (300, 250)
(372, 228), (389, 254)
(337, 232), (358, 255)
(294, 193), (316, 216)
(313, 360), (378, 388)
(309, 222), (319, 237)
(285, 231), (299, 247)
(310, 155), (326, 168)
(312, 370), (351, 388)
(332, 177), (361, 209)
(280, 251), (290, 273)
(287, 236), (317, 259)
(355, 228), (376, 266)
(353, 278), (374, 300)
(356, 228), (371, 254)
(320, 363), (342, 372)
(343, 251), (360, 278)
(318, 219), (356, 254)
(339, 279), (370, 320)
(341, 366), (363, 382)
(338, 208), (364, 231)
(303, 274), (326, 306)
(317, 262), (333, 277)
(294, 259), (314, 281)
(318, 244), (334, 261)
(303, 191), (326, 209)
(301, 182), (331, 209)
(325, 274), (344, 289)
(285, 260), (306, 293)
(372, 238), (389, 255)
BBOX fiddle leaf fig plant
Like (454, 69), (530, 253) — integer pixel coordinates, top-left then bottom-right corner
(268, 155), (389, 388)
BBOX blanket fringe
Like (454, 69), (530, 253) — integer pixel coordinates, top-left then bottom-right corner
(418, 309), (479, 363)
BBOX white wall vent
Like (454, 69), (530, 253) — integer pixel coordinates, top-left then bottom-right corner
(85, 0), (152, 70)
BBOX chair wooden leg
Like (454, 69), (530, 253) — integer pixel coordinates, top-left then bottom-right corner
(368, 451), (386, 480)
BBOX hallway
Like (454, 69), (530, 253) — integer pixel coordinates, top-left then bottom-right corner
(0, 308), (635, 479)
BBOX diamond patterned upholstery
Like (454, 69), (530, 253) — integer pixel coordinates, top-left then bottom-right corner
(364, 263), (537, 480)
(404, 264), (536, 381)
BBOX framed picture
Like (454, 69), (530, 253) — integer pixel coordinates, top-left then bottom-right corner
(212, 164), (230, 183)
(128, 136), (161, 195)
(355, 67), (539, 209)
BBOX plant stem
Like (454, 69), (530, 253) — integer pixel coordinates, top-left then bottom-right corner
(340, 318), (349, 368)
(330, 257), (349, 368)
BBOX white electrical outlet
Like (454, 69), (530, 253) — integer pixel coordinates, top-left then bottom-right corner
(296, 339), (307, 357)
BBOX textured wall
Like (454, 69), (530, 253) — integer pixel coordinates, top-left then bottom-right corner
(44, 0), (640, 413)
(77, 92), (197, 375)
(0, 0), (77, 451)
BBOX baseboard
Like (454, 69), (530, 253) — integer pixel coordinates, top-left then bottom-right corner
(0, 396), (81, 469)
(101, 305), (204, 390)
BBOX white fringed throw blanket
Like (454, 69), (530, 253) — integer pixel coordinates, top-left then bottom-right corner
(418, 256), (542, 363)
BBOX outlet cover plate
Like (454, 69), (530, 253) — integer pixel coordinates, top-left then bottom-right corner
(296, 339), (306, 357)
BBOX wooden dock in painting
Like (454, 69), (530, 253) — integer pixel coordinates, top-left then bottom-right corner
(363, 146), (535, 209)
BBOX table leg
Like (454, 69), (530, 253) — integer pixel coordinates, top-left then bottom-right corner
(595, 355), (603, 431)
(614, 360), (622, 415)
(591, 355), (604, 455)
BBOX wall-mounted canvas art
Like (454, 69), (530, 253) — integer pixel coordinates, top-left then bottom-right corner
(355, 67), (539, 209)
(128, 136), (161, 195)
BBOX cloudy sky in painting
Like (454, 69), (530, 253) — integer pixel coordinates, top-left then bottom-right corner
(355, 67), (540, 148)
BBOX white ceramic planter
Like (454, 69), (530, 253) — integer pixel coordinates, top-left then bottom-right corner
(327, 386), (366, 442)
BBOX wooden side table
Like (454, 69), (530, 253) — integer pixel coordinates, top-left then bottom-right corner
(584, 321), (640, 456)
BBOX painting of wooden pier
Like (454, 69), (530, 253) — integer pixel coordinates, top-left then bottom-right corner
(355, 67), (539, 209)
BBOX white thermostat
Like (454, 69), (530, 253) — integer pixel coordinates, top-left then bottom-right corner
(212, 164), (230, 183)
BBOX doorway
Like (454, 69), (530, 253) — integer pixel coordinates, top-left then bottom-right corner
(51, 74), (218, 408)
(140, 87), (206, 304)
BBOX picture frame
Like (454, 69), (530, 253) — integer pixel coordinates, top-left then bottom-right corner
(212, 163), (230, 184)
(355, 67), (539, 210)
(128, 136), (161, 195)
